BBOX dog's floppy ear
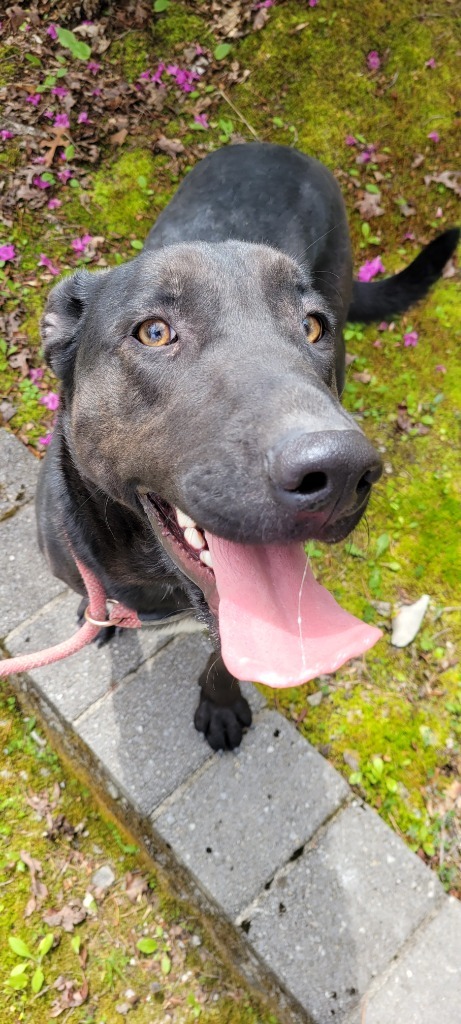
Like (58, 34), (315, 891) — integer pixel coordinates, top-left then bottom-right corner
(41, 269), (95, 381)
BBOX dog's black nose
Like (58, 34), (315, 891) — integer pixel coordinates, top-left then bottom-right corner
(267, 429), (382, 514)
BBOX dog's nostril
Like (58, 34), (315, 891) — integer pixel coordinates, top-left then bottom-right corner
(357, 464), (382, 494)
(292, 470), (328, 496)
(356, 471), (372, 495)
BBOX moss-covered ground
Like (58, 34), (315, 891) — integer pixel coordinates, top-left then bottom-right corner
(0, 685), (278, 1022)
(0, 0), (460, 997)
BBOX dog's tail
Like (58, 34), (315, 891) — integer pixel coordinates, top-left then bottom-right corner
(347, 227), (459, 323)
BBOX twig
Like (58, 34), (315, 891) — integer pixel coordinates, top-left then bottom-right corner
(218, 89), (259, 139)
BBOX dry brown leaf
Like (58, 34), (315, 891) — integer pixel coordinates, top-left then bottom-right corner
(253, 9), (269, 31)
(43, 900), (87, 932)
(155, 134), (185, 158)
(424, 170), (461, 196)
(355, 192), (385, 218)
(109, 128), (128, 146)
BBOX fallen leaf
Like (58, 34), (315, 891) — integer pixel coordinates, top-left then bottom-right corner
(43, 901), (87, 932)
(9, 348), (31, 377)
(424, 170), (461, 196)
(253, 9), (269, 31)
(155, 134), (185, 158)
(355, 192), (384, 218)
(109, 128), (128, 146)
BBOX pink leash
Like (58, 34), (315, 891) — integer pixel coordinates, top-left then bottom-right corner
(0, 556), (142, 678)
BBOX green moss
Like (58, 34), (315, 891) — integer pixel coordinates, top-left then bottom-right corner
(152, 6), (208, 50)
(88, 149), (176, 240)
(109, 31), (151, 82)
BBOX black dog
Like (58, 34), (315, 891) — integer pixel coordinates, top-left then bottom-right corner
(36, 143), (458, 750)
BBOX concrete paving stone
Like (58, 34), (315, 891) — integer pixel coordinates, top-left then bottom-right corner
(351, 898), (461, 1024)
(154, 710), (349, 918)
(0, 428), (40, 520)
(0, 503), (66, 640)
(76, 634), (265, 816)
(245, 801), (443, 1024)
(5, 589), (176, 721)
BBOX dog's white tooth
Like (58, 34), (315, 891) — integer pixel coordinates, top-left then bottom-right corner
(199, 549), (213, 568)
(176, 508), (196, 530)
(184, 527), (205, 550)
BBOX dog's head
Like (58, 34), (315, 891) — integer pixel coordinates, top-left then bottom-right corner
(42, 241), (382, 684)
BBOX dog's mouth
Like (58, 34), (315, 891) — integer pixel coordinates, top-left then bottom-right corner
(138, 491), (382, 688)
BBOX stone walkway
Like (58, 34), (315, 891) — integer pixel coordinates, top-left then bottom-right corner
(1, 427), (460, 1024)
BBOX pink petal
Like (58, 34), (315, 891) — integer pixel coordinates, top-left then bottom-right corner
(403, 331), (418, 347)
(367, 50), (381, 71)
(357, 256), (385, 282)
(0, 243), (16, 261)
(427, 131), (440, 142)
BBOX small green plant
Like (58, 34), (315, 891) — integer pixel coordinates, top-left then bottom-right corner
(6, 933), (54, 994)
(214, 43), (231, 61)
(56, 27), (91, 61)
(217, 117), (234, 143)
(359, 221), (381, 248)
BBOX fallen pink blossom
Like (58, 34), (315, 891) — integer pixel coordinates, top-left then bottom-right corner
(0, 243), (16, 261)
(357, 256), (385, 282)
(29, 368), (44, 383)
(87, 61), (101, 74)
(58, 168), (72, 183)
(38, 254), (60, 276)
(345, 134), (357, 146)
(425, 58), (436, 68)
(403, 331), (418, 347)
(435, 364), (446, 373)
(51, 86), (68, 98)
(33, 175), (52, 189)
(1, 129), (14, 140)
(367, 50), (381, 71)
(47, 198), (62, 209)
(356, 151), (372, 164)
(309, 0), (318, 6)
(71, 233), (93, 253)
(427, 131), (440, 142)
(152, 62), (165, 84)
(194, 113), (209, 128)
(41, 392), (60, 410)
(78, 111), (89, 123)
(26, 94), (41, 106)
(39, 432), (53, 446)
(377, 321), (388, 331)
(54, 112), (70, 128)
(47, 23), (58, 39)
(43, 110), (54, 119)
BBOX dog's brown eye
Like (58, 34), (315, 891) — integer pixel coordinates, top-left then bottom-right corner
(303, 315), (324, 344)
(137, 318), (176, 347)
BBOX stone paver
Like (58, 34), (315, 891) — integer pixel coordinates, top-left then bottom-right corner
(0, 428), (40, 519)
(77, 633), (265, 816)
(5, 590), (176, 720)
(345, 899), (461, 1024)
(1, 429), (460, 1024)
(243, 801), (443, 1024)
(0, 503), (66, 639)
(155, 710), (348, 918)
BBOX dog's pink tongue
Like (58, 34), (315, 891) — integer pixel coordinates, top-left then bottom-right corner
(205, 535), (382, 687)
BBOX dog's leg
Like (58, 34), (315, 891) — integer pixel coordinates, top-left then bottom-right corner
(194, 653), (252, 751)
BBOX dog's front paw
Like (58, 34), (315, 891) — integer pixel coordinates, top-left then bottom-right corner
(194, 694), (252, 751)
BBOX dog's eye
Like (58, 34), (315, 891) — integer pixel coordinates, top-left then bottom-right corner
(302, 315), (324, 344)
(136, 318), (176, 347)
